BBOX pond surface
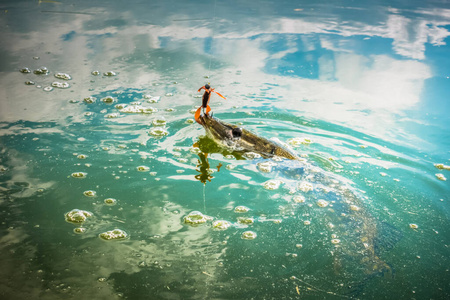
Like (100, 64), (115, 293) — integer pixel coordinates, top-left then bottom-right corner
(0, 0), (449, 299)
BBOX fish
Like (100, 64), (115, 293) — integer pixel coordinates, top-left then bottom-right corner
(196, 113), (300, 161)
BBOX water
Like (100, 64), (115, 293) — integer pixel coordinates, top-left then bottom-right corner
(0, 0), (449, 299)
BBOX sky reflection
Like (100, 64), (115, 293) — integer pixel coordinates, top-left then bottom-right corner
(1, 1), (448, 152)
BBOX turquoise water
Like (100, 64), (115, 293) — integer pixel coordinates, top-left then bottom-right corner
(1, 0), (449, 299)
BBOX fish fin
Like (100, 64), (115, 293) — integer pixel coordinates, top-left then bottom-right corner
(194, 107), (203, 124)
(206, 105), (211, 115)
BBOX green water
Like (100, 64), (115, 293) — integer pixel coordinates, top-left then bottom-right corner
(1, 0), (449, 299)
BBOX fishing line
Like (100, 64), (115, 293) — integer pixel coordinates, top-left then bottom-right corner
(203, 183), (207, 213)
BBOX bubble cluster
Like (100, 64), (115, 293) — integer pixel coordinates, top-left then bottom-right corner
(99, 229), (128, 240)
(71, 172), (87, 178)
(101, 96), (115, 103)
(20, 67), (31, 73)
(103, 71), (117, 76)
(146, 96), (160, 103)
(137, 166), (150, 172)
(287, 137), (312, 146)
(115, 104), (127, 109)
(298, 182), (313, 192)
(83, 190), (96, 197)
(293, 195), (305, 203)
(257, 161), (277, 173)
(317, 199), (329, 207)
(237, 217), (254, 225)
(152, 117), (167, 126)
(33, 67), (49, 75)
(234, 206), (250, 213)
(263, 179), (283, 190)
(243, 152), (261, 160)
(212, 220), (231, 230)
(65, 209), (93, 224)
(350, 205), (360, 211)
(73, 227), (87, 234)
(104, 198), (117, 205)
(241, 231), (257, 240)
(51, 81), (70, 89)
(120, 105), (157, 114)
(149, 128), (168, 137)
(83, 97), (96, 104)
(106, 113), (119, 118)
(183, 211), (213, 226)
(54, 73), (72, 80)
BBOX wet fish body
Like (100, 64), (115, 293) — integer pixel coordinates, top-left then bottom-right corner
(197, 114), (300, 160)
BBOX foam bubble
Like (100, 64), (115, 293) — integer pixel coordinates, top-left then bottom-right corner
(409, 223), (419, 229)
(103, 71), (117, 76)
(317, 199), (329, 207)
(298, 182), (313, 192)
(212, 220), (231, 230)
(183, 211), (213, 226)
(65, 209), (93, 223)
(263, 179), (283, 190)
(293, 195), (305, 203)
(147, 96), (160, 103)
(51, 81), (70, 89)
(331, 239), (340, 244)
(287, 137), (312, 146)
(33, 67), (49, 75)
(115, 104), (127, 109)
(257, 161), (277, 173)
(243, 152), (261, 160)
(71, 172), (87, 178)
(106, 113), (119, 118)
(104, 198), (117, 205)
(152, 117), (167, 126)
(43, 86), (53, 92)
(99, 229), (128, 240)
(83, 97), (96, 104)
(101, 96), (115, 103)
(137, 166), (150, 172)
(350, 205), (360, 211)
(149, 128), (168, 137)
(304, 220), (311, 225)
(234, 206), (250, 213)
(241, 231), (257, 240)
(20, 68), (31, 73)
(120, 105), (157, 114)
(25, 80), (35, 85)
(54, 73), (72, 80)
(83, 190), (96, 197)
(73, 227), (87, 234)
(237, 217), (254, 225)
